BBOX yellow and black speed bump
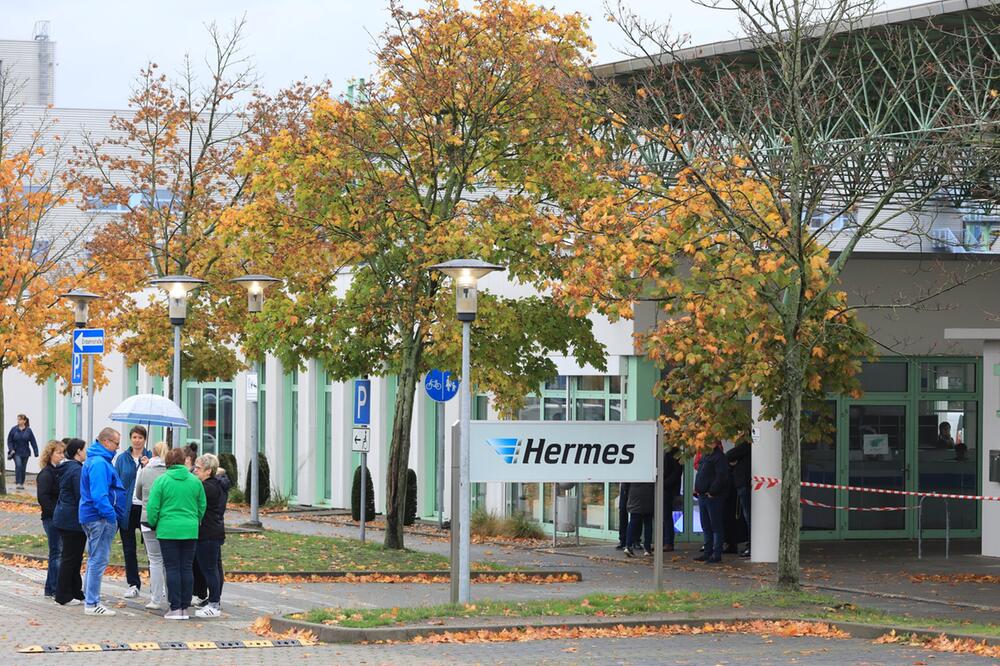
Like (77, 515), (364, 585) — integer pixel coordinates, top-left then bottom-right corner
(17, 638), (313, 654)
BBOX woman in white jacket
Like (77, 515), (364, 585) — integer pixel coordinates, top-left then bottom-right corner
(133, 441), (169, 610)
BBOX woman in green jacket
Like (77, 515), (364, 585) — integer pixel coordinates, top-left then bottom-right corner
(146, 447), (206, 620)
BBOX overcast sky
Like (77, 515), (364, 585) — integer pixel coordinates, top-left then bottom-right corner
(6, 0), (917, 110)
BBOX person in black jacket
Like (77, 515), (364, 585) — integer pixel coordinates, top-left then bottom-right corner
(624, 481), (654, 557)
(616, 483), (631, 550)
(7, 414), (39, 490)
(36, 439), (66, 598)
(694, 442), (729, 563)
(726, 439), (752, 558)
(53, 438), (87, 605)
(662, 448), (683, 552)
(192, 454), (229, 617)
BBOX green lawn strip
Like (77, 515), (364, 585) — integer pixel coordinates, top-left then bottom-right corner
(809, 606), (1000, 638)
(291, 589), (835, 629)
(0, 530), (502, 573)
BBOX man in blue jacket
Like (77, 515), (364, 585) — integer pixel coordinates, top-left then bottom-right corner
(79, 427), (128, 616)
(113, 425), (150, 599)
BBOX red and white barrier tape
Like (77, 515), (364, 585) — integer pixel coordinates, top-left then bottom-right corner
(752, 475), (1000, 502)
(799, 497), (914, 512)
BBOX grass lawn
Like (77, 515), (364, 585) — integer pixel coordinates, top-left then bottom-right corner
(0, 530), (495, 573)
(292, 589), (836, 628)
(809, 605), (1000, 638)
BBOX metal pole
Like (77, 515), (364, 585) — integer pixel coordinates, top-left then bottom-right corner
(654, 427), (664, 591)
(552, 483), (558, 548)
(247, 359), (261, 528)
(450, 422), (460, 604)
(360, 452), (367, 543)
(437, 401), (445, 529)
(575, 483), (581, 546)
(86, 355), (95, 443)
(917, 496), (924, 559)
(172, 323), (182, 446)
(944, 498), (950, 560)
(458, 320), (472, 604)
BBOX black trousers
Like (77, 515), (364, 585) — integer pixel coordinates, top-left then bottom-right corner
(119, 505), (142, 589)
(55, 529), (86, 604)
(617, 484), (630, 546)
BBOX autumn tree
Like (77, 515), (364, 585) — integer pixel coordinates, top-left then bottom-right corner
(231, 0), (605, 548)
(556, 0), (1000, 587)
(0, 65), (108, 493)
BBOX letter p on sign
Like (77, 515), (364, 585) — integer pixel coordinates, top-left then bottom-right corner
(354, 379), (371, 426)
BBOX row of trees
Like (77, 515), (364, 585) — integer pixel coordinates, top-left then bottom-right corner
(2, 0), (997, 586)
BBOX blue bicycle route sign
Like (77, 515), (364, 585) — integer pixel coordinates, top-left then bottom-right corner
(424, 369), (459, 403)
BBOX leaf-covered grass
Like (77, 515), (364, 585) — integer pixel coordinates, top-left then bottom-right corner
(291, 589), (835, 628)
(810, 605), (1000, 638)
(0, 530), (500, 573)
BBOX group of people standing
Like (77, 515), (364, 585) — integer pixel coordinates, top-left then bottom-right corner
(33, 425), (228, 620)
(617, 440), (752, 563)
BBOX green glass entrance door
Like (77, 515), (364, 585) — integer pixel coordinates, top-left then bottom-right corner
(846, 403), (909, 535)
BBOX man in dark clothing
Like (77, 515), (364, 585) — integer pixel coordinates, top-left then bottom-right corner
(662, 448), (683, 551)
(624, 482), (654, 557)
(694, 442), (729, 563)
(726, 440), (752, 557)
(616, 483), (631, 550)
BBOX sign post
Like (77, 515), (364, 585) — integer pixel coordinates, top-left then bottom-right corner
(71, 352), (83, 436)
(424, 369), (459, 528)
(73, 329), (104, 442)
(353, 379), (371, 542)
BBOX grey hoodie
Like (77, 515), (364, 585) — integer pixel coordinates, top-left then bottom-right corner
(133, 456), (168, 525)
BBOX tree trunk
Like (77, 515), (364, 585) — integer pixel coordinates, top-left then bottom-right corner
(0, 367), (6, 495)
(777, 348), (804, 589)
(383, 338), (423, 549)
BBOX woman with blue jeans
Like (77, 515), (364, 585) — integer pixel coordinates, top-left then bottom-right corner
(147, 447), (206, 620)
(7, 414), (39, 490)
(35, 440), (65, 598)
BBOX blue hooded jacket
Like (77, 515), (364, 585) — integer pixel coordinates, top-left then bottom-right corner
(113, 446), (151, 501)
(79, 442), (128, 527)
(53, 459), (84, 532)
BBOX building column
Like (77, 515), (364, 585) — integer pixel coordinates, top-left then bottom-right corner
(982, 341), (1000, 557)
(751, 395), (781, 563)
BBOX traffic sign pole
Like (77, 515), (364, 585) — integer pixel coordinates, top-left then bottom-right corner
(87, 355), (95, 443)
(360, 452), (367, 543)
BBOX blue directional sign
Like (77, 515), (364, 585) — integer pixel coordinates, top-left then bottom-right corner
(72, 328), (105, 354)
(353, 379), (371, 426)
(71, 352), (83, 385)
(424, 369), (459, 403)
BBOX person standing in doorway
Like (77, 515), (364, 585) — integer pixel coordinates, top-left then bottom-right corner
(615, 483), (631, 550)
(694, 441), (729, 564)
(7, 414), (39, 490)
(54, 439), (87, 605)
(623, 481), (654, 557)
(113, 425), (150, 599)
(36, 440), (66, 598)
(726, 439), (752, 558)
(147, 447), (206, 620)
(79, 427), (128, 616)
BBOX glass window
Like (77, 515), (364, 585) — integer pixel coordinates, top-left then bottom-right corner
(543, 376), (567, 391)
(577, 376), (605, 392)
(801, 401), (837, 531)
(202, 388), (218, 454)
(848, 404), (907, 531)
(609, 399), (623, 421)
(918, 400), (977, 530)
(543, 397), (567, 421)
(920, 362), (975, 393)
(517, 396), (540, 420)
(858, 361), (908, 392)
(219, 388), (233, 455)
(580, 483), (605, 529)
(609, 376), (623, 394)
(575, 398), (606, 421)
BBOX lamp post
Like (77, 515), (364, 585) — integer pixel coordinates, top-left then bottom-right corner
(149, 275), (206, 446)
(231, 274), (280, 529)
(430, 258), (504, 603)
(60, 289), (101, 441)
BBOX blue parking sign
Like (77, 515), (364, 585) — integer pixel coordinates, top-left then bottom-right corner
(71, 352), (83, 385)
(354, 379), (371, 426)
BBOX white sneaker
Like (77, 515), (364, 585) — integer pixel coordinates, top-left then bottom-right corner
(144, 601), (162, 610)
(123, 585), (139, 599)
(84, 604), (116, 616)
(195, 604), (221, 618)
(192, 596), (207, 607)
(64, 599), (82, 606)
(163, 609), (188, 620)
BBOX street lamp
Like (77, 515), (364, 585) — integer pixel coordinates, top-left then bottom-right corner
(430, 258), (504, 603)
(149, 275), (206, 445)
(60, 289), (101, 441)
(231, 274), (281, 529)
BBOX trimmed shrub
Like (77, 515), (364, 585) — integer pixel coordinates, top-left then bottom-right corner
(351, 465), (376, 522)
(244, 452), (271, 507)
(404, 468), (418, 526)
(218, 453), (239, 491)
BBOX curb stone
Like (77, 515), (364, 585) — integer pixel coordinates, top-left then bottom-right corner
(0, 549), (580, 581)
(270, 613), (1000, 646)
